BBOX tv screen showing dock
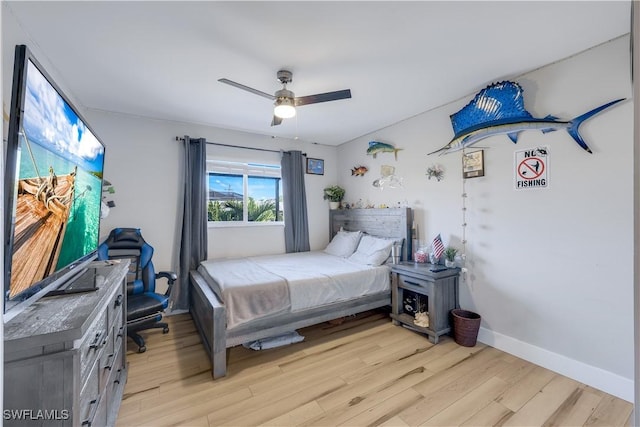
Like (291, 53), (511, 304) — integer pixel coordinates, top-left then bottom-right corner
(4, 45), (106, 316)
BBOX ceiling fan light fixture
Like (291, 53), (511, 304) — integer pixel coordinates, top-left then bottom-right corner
(219, 70), (351, 126)
(274, 97), (296, 119)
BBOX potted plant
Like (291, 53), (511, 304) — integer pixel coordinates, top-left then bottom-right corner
(323, 185), (345, 209)
(444, 247), (458, 268)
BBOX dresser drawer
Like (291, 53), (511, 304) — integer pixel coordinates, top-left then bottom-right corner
(108, 345), (124, 378)
(80, 394), (107, 427)
(80, 344), (110, 427)
(114, 309), (125, 349)
(99, 330), (116, 388)
(107, 288), (125, 329)
(79, 311), (108, 382)
(80, 357), (101, 426)
(105, 365), (126, 418)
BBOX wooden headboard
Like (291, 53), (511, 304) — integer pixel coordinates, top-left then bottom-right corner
(329, 207), (413, 261)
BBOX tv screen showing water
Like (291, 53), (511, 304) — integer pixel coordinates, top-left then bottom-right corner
(7, 58), (105, 299)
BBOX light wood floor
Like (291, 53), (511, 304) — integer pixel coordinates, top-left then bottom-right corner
(116, 311), (633, 427)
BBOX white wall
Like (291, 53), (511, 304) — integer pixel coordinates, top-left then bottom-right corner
(337, 36), (633, 401)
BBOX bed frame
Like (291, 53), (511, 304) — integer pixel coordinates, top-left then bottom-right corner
(189, 207), (413, 379)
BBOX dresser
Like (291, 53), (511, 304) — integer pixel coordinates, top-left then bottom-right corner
(390, 262), (460, 343)
(4, 260), (129, 426)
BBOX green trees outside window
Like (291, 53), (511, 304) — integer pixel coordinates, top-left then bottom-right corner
(207, 198), (280, 222)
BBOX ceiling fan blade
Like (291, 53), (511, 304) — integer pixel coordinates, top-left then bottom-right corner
(218, 78), (275, 100)
(295, 89), (351, 107)
(271, 115), (283, 127)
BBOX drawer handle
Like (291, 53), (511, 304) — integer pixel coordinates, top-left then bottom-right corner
(82, 397), (100, 426)
(114, 368), (123, 385)
(104, 353), (114, 371)
(403, 280), (421, 287)
(114, 294), (124, 307)
(117, 326), (125, 339)
(89, 330), (107, 350)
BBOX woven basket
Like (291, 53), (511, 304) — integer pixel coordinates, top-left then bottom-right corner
(451, 309), (481, 347)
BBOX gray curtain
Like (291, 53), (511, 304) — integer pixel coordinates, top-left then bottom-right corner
(170, 136), (208, 311)
(281, 150), (310, 253)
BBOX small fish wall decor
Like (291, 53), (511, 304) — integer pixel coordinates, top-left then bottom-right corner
(367, 141), (402, 160)
(428, 81), (625, 155)
(351, 165), (368, 176)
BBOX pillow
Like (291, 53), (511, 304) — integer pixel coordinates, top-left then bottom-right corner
(324, 230), (362, 257)
(358, 233), (405, 264)
(348, 235), (395, 266)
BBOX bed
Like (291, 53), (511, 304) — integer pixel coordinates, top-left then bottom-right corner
(189, 207), (413, 378)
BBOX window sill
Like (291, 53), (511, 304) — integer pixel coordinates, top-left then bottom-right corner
(208, 221), (284, 229)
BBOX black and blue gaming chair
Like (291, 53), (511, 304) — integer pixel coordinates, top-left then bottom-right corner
(98, 227), (177, 353)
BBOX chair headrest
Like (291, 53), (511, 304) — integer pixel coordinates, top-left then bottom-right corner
(103, 228), (149, 250)
(114, 228), (143, 242)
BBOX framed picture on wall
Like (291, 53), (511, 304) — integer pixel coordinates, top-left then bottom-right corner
(306, 158), (324, 175)
(463, 150), (484, 179)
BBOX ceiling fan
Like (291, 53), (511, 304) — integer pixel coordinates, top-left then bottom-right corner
(218, 70), (352, 126)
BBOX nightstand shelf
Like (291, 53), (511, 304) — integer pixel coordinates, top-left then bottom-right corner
(390, 262), (460, 343)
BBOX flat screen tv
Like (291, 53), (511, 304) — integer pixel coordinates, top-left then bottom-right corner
(4, 44), (106, 321)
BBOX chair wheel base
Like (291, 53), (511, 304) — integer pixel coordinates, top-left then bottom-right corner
(128, 320), (169, 352)
(129, 331), (147, 354)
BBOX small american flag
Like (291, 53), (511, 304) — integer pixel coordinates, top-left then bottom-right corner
(432, 234), (445, 259)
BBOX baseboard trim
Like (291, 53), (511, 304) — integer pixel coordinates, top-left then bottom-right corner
(477, 326), (633, 402)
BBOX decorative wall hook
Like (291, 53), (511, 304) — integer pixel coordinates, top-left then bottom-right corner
(426, 164), (444, 181)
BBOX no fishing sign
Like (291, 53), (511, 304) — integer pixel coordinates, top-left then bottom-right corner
(515, 146), (549, 190)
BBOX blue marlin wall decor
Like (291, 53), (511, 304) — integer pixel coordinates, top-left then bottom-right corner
(428, 81), (625, 155)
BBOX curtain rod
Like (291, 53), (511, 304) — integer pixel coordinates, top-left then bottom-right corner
(175, 136), (305, 156)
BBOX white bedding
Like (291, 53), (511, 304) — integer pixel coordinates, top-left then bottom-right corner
(197, 251), (390, 329)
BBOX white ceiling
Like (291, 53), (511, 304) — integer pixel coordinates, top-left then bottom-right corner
(4, 1), (631, 146)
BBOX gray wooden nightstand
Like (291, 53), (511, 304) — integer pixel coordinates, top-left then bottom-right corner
(390, 262), (460, 343)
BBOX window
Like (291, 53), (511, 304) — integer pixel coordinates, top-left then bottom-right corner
(207, 160), (283, 224)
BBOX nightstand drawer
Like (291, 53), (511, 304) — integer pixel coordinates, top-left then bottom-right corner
(398, 274), (431, 290)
